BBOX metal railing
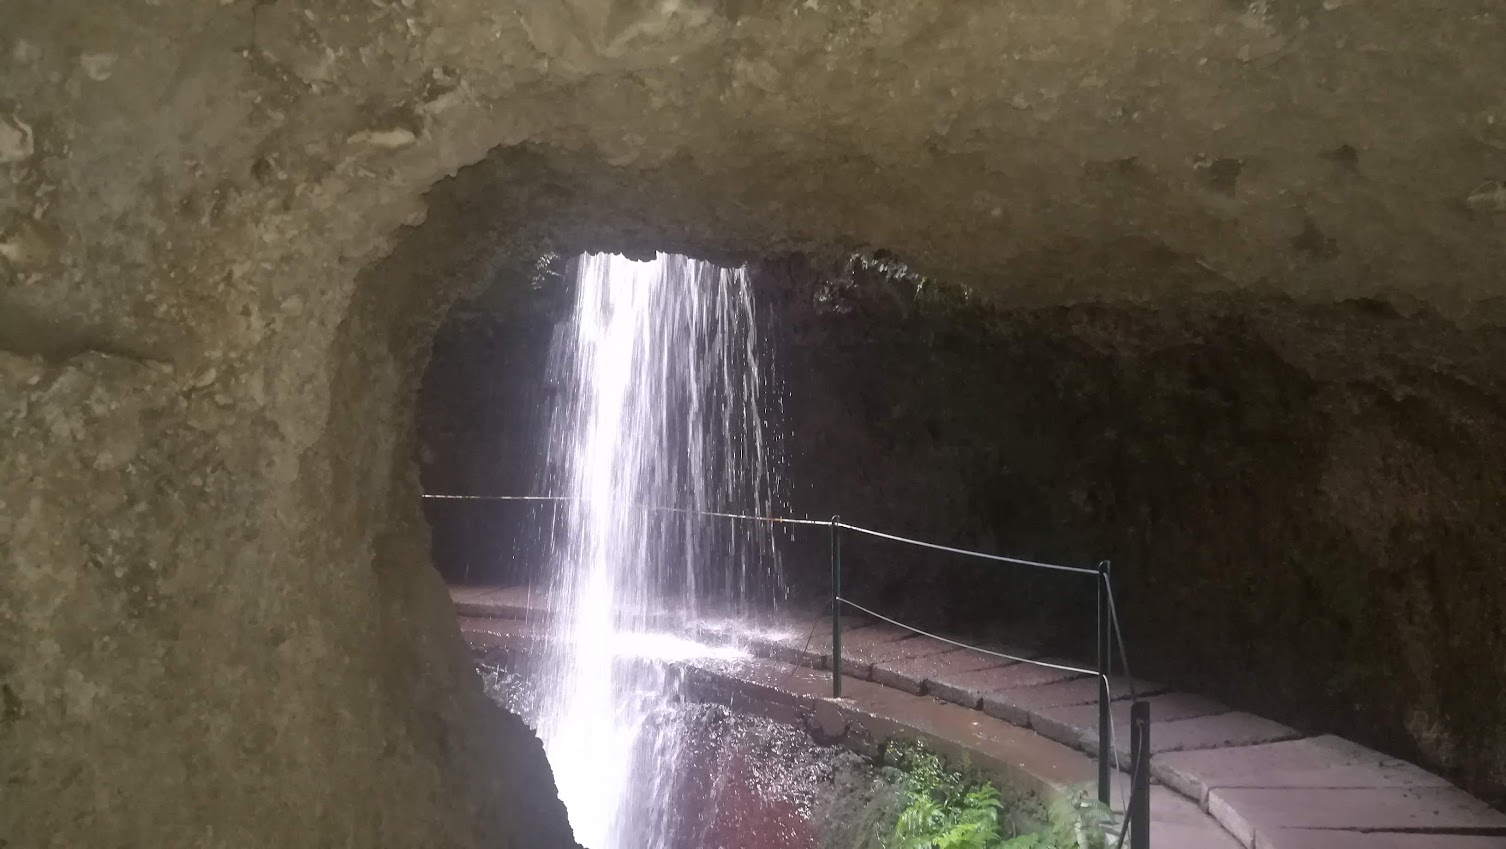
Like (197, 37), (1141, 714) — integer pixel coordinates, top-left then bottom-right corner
(423, 493), (1153, 848)
(823, 515), (1150, 848)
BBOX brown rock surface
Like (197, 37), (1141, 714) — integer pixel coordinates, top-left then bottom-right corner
(5, 0), (1506, 844)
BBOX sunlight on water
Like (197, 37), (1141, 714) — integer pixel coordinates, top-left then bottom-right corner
(531, 252), (782, 849)
(606, 632), (750, 663)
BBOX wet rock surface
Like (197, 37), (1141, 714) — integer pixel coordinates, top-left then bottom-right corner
(759, 259), (1506, 804)
(481, 666), (900, 849)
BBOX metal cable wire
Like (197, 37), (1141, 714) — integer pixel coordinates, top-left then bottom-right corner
(778, 601), (831, 687)
(836, 522), (1098, 575)
(426, 491), (1142, 814)
(421, 495), (1094, 573)
(643, 504), (830, 526)
(420, 493), (831, 526)
(1110, 717), (1150, 849)
(1101, 570), (1139, 703)
(837, 595), (1130, 810)
(834, 597), (1101, 678)
(421, 494), (575, 501)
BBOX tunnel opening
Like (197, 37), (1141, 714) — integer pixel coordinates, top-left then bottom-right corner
(416, 233), (1506, 829)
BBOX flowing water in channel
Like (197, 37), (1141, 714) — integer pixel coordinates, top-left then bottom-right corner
(532, 253), (784, 849)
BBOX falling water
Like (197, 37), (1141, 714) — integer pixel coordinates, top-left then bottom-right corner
(533, 252), (783, 849)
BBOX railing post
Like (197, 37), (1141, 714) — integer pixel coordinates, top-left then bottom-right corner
(1097, 559), (1112, 806)
(1131, 699), (1151, 849)
(830, 515), (842, 699)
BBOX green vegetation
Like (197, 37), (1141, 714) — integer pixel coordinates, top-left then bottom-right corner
(881, 744), (1115, 849)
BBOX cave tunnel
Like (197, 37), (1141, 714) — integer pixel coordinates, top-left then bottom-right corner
(3, 2), (1505, 848)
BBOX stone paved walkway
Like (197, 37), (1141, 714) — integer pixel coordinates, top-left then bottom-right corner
(452, 586), (1506, 849)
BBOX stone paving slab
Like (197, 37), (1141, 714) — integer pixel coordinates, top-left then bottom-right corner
(1109, 711), (1300, 760)
(1208, 786), (1506, 847)
(747, 626), (958, 679)
(1050, 709), (1302, 765)
(750, 611), (878, 664)
(778, 623), (908, 677)
(750, 635), (834, 669)
(831, 623), (914, 650)
(1258, 830), (1506, 849)
(869, 646), (1013, 694)
(1144, 786), (1245, 849)
(750, 621), (879, 668)
(1026, 692), (1230, 751)
(838, 635), (957, 679)
(681, 603), (824, 635)
(768, 608), (875, 636)
(979, 676), (1170, 727)
(1153, 734), (1452, 805)
(929, 659), (1085, 709)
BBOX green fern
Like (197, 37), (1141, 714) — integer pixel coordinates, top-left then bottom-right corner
(882, 743), (1114, 849)
(1043, 787), (1115, 849)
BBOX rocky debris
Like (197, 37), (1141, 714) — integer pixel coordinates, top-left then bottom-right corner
(0, 217), (57, 268)
(1466, 180), (1506, 214)
(349, 127), (419, 149)
(79, 52), (115, 81)
(0, 113), (34, 163)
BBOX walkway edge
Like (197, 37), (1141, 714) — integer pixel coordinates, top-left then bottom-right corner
(452, 587), (1506, 849)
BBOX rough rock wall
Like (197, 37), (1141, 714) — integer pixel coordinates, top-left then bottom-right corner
(0, 3), (578, 846)
(757, 259), (1506, 803)
(417, 272), (567, 585)
(4, 0), (1505, 842)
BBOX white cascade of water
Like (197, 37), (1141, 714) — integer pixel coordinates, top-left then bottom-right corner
(533, 252), (782, 849)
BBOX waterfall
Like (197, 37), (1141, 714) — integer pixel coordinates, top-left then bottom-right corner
(532, 252), (783, 849)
